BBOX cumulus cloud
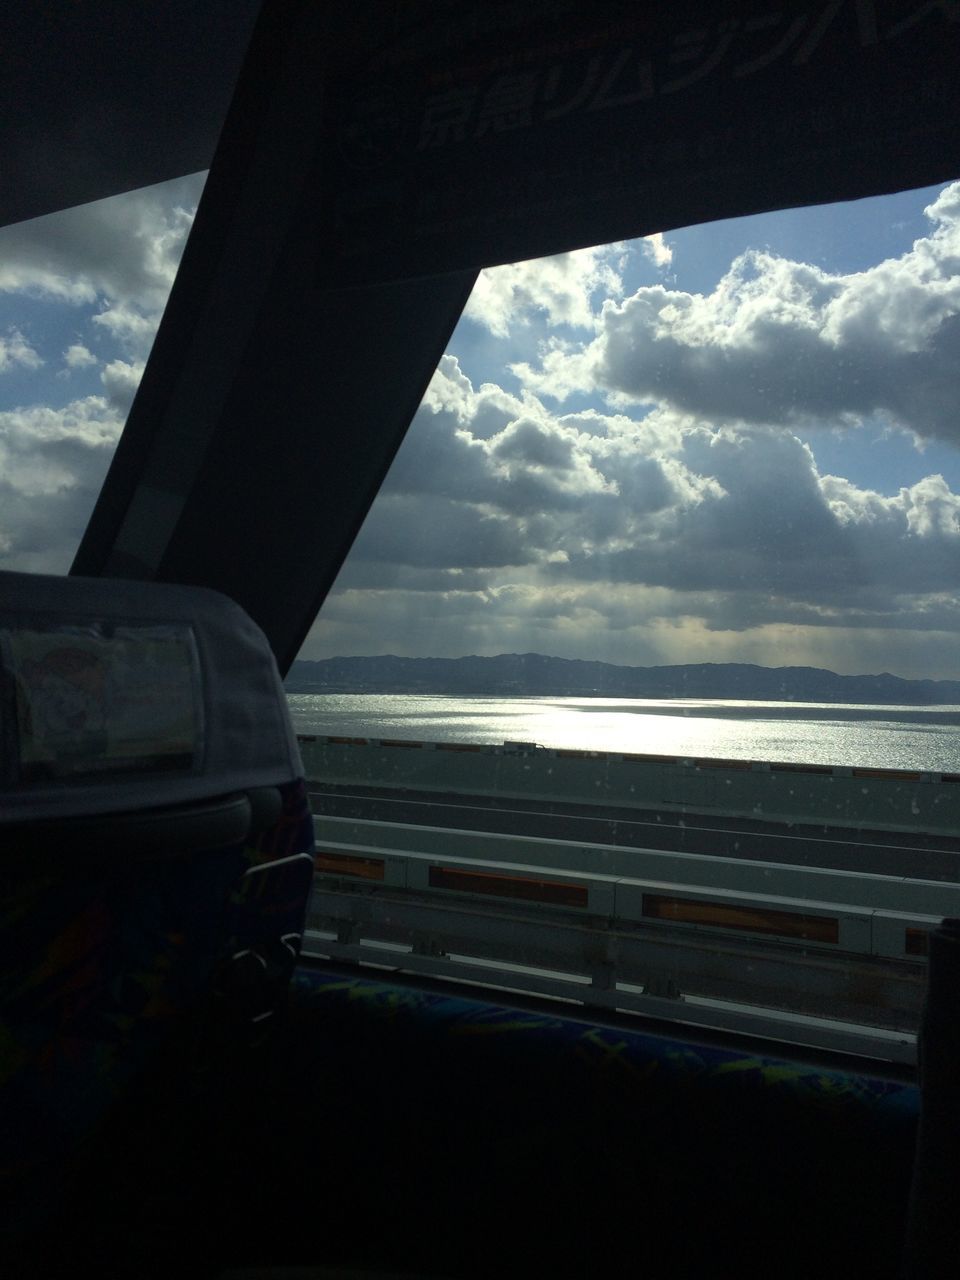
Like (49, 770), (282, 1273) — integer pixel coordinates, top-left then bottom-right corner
(0, 329), (42, 373)
(378, 360), (706, 555)
(899, 473), (960, 536)
(330, 359), (960, 666)
(0, 396), (124, 573)
(100, 358), (145, 414)
(463, 243), (624, 337)
(516, 182), (960, 445)
(0, 173), (203, 314)
(92, 303), (165, 355)
(63, 342), (96, 369)
(641, 232), (672, 267)
(0, 175), (205, 571)
(554, 422), (960, 622)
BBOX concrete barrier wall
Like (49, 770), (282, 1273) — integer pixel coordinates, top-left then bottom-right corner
(298, 736), (960, 835)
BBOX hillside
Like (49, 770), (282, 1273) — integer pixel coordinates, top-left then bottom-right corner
(285, 654), (960, 705)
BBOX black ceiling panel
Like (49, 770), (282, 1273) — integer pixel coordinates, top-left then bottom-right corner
(0, 1), (261, 227)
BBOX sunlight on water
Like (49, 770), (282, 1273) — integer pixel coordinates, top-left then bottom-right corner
(286, 694), (960, 772)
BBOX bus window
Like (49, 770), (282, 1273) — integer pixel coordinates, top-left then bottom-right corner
(0, 174), (206, 574)
(291, 180), (960, 1061)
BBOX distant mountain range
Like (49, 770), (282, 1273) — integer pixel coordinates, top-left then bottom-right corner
(285, 653), (960, 706)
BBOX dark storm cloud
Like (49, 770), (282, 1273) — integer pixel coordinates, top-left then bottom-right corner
(551, 424), (960, 611)
(491, 418), (576, 470)
(696, 590), (960, 635)
(351, 358), (960, 640)
(348, 494), (528, 571)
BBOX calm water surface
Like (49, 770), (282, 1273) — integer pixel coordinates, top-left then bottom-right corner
(286, 693), (960, 773)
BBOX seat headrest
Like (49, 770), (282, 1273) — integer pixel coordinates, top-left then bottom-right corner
(0, 571), (303, 822)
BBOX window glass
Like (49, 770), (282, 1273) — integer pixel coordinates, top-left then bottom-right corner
(293, 180), (960, 774)
(295, 182), (960, 1059)
(0, 173), (206, 574)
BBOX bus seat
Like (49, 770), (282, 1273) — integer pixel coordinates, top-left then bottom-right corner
(903, 918), (960, 1277)
(0, 570), (315, 1275)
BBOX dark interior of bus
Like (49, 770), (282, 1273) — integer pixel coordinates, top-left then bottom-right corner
(2, 3), (960, 1277)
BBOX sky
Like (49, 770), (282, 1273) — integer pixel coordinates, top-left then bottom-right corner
(1, 175), (959, 680)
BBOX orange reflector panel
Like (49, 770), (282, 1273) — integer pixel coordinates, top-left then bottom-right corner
(853, 767), (922, 782)
(621, 753), (681, 764)
(379, 739), (423, 748)
(770, 762), (833, 775)
(905, 928), (929, 956)
(327, 736), (369, 746)
(429, 866), (587, 909)
(643, 894), (838, 943)
(695, 758), (752, 771)
(315, 851), (385, 881)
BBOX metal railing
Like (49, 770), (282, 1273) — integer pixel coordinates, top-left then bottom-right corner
(303, 815), (960, 1064)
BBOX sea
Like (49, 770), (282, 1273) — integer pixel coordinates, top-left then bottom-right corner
(286, 693), (960, 774)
